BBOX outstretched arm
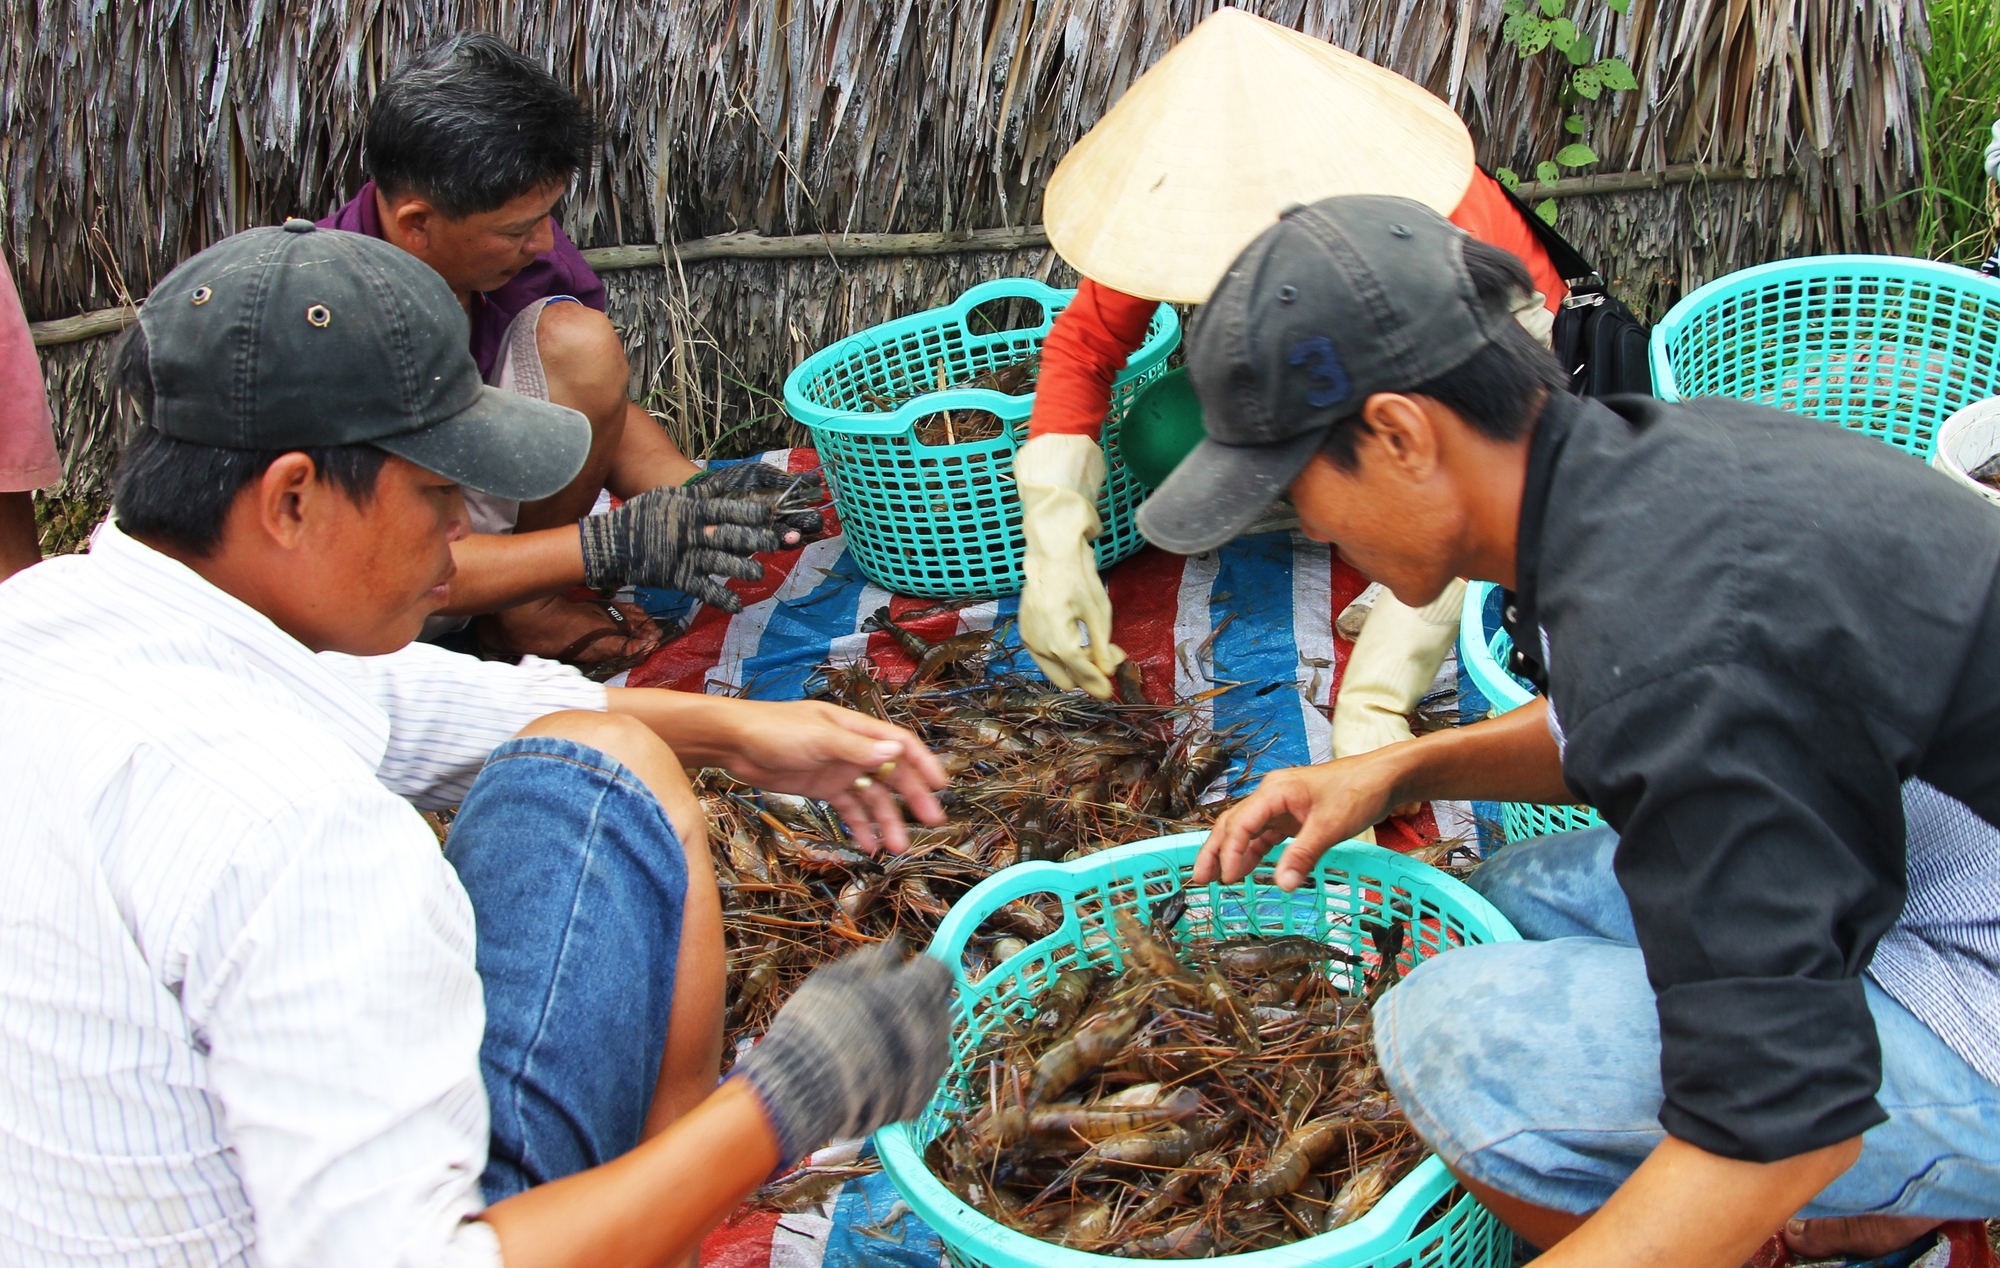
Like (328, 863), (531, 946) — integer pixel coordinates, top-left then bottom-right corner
(483, 942), (953, 1268)
(1196, 698), (1572, 887)
(435, 525), (592, 616)
(439, 490), (800, 619)
(605, 688), (950, 855)
(1015, 279), (1159, 697)
(481, 1078), (779, 1268)
(1026, 279), (1160, 441)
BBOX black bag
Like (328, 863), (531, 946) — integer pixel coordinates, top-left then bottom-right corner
(1489, 171), (1655, 397)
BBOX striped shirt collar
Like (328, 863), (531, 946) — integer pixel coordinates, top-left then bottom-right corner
(90, 518), (392, 770)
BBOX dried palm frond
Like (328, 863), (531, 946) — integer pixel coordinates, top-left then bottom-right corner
(3, 0), (1929, 494)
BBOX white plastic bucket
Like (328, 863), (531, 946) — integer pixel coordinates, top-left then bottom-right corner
(1933, 398), (2000, 508)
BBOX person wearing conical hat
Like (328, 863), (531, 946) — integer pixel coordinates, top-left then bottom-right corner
(1015, 10), (1565, 804)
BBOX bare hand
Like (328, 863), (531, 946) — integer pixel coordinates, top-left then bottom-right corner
(1193, 752), (1404, 890)
(713, 700), (949, 855)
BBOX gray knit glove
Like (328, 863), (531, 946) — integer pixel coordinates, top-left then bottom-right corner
(734, 941), (954, 1167)
(687, 464), (829, 538)
(578, 487), (784, 613)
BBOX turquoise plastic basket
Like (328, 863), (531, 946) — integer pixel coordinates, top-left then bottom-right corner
(783, 280), (1179, 597)
(1466, 258), (2000, 841)
(1455, 581), (1604, 842)
(1650, 254), (2000, 458)
(876, 833), (1523, 1268)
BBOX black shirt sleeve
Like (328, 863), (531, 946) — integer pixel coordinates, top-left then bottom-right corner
(1562, 660), (1907, 1161)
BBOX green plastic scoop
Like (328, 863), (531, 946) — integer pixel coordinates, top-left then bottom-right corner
(1118, 366), (1207, 491)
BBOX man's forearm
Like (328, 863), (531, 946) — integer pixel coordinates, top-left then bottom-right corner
(605, 686), (746, 768)
(1528, 1135), (1861, 1268)
(481, 1076), (779, 1268)
(1382, 697), (1575, 807)
(437, 526), (589, 616)
(608, 402), (700, 497)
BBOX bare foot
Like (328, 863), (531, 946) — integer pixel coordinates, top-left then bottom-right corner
(1782, 1215), (1943, 1261)
(475, 595), (664, 678)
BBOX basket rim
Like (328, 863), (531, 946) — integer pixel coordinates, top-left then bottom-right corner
(781, 277), (1179, 439)
(1457, 580), (1535, 716)
(1649, 253), (2000, 402)
(874, 833), (1519, 1268)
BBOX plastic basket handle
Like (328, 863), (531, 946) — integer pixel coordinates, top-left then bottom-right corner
(924, 833), (1527, 967)
(943, 277), (1073, 329)
(812, 385), (1038, 440)
(923, 836), (1211, 964)
(923, 859), (1091, 965)
(804, 281), (1072, 440)
(889, 386), (1035, 436)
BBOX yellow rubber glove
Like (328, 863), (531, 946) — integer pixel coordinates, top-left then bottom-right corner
(1333, 579), (1467, 838)
(1014, 433), (1126, 698)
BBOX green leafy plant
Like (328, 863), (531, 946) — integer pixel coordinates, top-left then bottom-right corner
(1914, 0), (2000, 264)
(1497, 0), (1637, 224)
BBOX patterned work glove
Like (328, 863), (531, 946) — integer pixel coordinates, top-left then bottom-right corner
(686, 463), (829, 537)
(733, 941), (954, 1167)
(578, 487), (784, 613)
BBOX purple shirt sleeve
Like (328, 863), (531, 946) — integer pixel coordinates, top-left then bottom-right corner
(318, 182), (608, 381)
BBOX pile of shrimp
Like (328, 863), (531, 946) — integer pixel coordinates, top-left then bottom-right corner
(923, 906), (1426, 1257)
(854, 352), (1040, 447)
(708, 606), (1263, 1074)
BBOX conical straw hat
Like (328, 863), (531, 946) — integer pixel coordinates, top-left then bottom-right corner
(1044, 9), (1476, 304)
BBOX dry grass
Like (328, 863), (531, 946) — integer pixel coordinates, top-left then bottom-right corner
(3, 0), (1930, 480)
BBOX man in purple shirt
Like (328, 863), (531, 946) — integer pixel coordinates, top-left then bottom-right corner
(322, 35), (824, 674)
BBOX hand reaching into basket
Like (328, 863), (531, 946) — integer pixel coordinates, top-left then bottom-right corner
(580, 487), (786, 613)
(1197, 698), (1574, 890)
(1196, 755), (1407, 891)
(733, 940), (954, 1167)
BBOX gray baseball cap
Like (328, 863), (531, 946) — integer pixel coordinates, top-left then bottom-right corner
(136, 219), (589, 500)
(1136, 195), (1512, 554)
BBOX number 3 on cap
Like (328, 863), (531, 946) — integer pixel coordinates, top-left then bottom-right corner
(1287, 337), (1351, 409)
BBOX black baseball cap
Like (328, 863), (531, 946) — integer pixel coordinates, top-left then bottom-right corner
(135, 220), (589, 500)
(1135, 195), (1513, 554)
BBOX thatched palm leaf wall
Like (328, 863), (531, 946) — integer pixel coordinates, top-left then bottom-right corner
(5, 0), (1928, 501)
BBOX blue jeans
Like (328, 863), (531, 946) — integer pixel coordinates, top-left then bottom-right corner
(1377, 826), (2000, 1217)
(445, 737), (689, 1203)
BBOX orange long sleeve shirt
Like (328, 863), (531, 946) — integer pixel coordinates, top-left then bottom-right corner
(1029, 169), (1567, 438)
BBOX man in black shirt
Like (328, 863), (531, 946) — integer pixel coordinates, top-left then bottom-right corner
(1135, 195), (2000, 1265)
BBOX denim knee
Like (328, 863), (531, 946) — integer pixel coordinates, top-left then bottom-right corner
(446, 735), (690, 1203)
(1376, 937), (1665, 1214)
(1377, 939), (2000, 1220)
(1467, 826), (1636, 944)
(1800, 980), (2000, 1219)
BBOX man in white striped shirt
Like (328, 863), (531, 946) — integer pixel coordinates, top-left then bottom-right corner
(0, 222), (955, 1267)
